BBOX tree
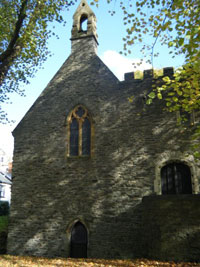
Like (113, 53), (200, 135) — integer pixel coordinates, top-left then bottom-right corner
(92, 0), (200, 114)
(0, 0), (75, 122)
(1, 0), (199, 128)
(120, 0), (200, 118)
(95, 0), (199, 155)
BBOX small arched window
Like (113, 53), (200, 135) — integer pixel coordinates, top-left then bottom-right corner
(161, 162), (192, 194)
(68, 105), (93, 157)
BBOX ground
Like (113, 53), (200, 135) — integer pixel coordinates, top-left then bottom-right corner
(0, 256), (199, 266)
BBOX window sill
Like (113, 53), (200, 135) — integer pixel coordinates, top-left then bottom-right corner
(67, 155), (91, 159)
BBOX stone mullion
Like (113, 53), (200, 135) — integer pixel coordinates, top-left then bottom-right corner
(79, 119), (83, 156)
(67, 117), (72, 157)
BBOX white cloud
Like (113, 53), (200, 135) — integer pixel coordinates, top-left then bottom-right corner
(100, 50), (152, 81)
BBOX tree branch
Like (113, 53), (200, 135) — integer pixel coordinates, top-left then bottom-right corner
(151, 0), (174, 69)
(0, 0), (28, 63)
(0, 0), (29, 86)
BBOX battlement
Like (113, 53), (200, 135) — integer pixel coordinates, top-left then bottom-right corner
(124, 67), (174, 82)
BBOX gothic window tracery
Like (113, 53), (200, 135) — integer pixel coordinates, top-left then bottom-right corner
(68, 105), (93, 157)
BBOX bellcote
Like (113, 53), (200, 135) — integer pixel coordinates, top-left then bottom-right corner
(71, 0), (98, 54)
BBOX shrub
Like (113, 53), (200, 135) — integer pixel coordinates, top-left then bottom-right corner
(0, 216), (8, 233)
(0, 216), (8, 254)
(0, 201), (9, 216)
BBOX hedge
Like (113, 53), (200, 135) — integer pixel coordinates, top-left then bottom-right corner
(0, 216), (8, 254)
(0, 201), (9, 216)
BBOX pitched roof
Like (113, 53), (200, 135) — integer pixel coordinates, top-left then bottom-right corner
(0, 172), (12, 185)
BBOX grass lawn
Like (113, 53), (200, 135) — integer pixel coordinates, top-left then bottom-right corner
(0, 255), (199, 266)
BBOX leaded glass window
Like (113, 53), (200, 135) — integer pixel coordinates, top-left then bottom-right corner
(82, 118), (91, 155)
(68, 105), (93, 156)
(161, 163), (192, 194)
(70, 118), (79, 156)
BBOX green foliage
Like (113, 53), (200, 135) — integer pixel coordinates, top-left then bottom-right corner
(159, 62), (200, 114)
(0, 215), (8, 232)
(0, 216), (8, 254)
(96, 0), (200, 155)
(147, 64), (200, 156)
(93, 0), (200, 117)
(0, 201), (9, 216)
(0, 0), (75, 122)
(115, 0), (200, 65)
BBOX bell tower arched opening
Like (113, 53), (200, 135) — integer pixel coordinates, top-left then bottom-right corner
(80, 14), (88, 32)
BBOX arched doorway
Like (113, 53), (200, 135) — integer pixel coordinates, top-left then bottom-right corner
(70, 221), (88, 258)
(161, 162), (192, 194)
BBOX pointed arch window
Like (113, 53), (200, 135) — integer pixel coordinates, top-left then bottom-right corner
(68, 105), (93, 157)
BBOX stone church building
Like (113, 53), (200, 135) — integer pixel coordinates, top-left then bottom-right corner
(7, 0), (200, 262)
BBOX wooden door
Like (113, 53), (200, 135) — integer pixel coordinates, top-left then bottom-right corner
(70, 222), (87, 258)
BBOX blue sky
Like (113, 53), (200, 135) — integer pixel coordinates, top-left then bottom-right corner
(0, 0), (185, 157)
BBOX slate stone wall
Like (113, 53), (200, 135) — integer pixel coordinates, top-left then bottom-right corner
(140, 195), (200, 262)
(7, 36), (200, 260)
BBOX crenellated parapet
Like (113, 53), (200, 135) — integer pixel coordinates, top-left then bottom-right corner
(124, 67), (174, 82)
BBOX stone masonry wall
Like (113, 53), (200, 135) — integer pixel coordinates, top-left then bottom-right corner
(140, 195), (200, 262)
(7, 35), (200, 260)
